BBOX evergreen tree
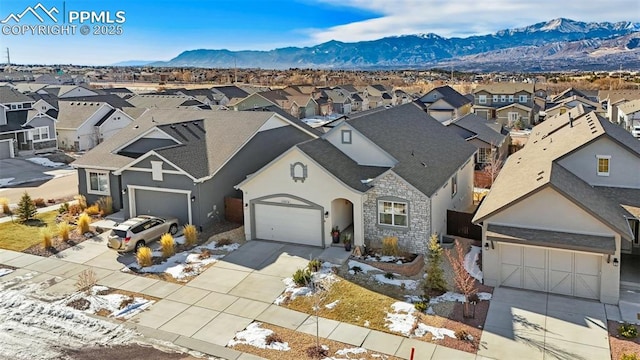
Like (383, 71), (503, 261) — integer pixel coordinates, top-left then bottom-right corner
(424, 234), (447, 295)
(17, 192), (37, 223)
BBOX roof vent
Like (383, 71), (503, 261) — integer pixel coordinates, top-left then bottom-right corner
(536, 176), (544, 181)
(182, 123), (188, 127)
(170, 125), (176, 129)
(537, 170), (544, 175)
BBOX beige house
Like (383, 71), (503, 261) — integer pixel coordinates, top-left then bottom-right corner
(418, 85), (472, 123)
(473, 106), (640, 304)
(473, 83), (538, 127)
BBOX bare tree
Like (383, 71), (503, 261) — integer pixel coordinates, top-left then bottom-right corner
(304, 274), (334, 359)
(444, 240), (477, 318)
(482, 145), (504, 188)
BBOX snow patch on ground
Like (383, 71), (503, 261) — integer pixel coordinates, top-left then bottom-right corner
(274, 262), (339, 305)
(364, 254), (405, 263)
(65, 285), (154, 319)
(347, 260), (382, 274)
(0, 279), (137, 360)
(0, 177), (15, 187)
(464, 245), (483, 281)
(228, 322), (290, 351)
(325, 300), (339, 309)
(430, 291), (492, 304)
(0, 268), (14, 277)
(373, 274), (418, 290)
(26, 157), (65, 168)
(385, 301), (457, 339)
(124, 238), (240, 280)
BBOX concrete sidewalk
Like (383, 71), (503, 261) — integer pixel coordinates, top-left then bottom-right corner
(0, 240), (488, 360)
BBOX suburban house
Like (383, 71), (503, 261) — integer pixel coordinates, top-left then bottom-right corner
(418, 85), (472, 122)
(56, 101), (135, 151)
(335, 85), (368, 112)
(473, 106), (640, 304)
(545, 95), (602, 118)
(259, 89), (318, 119)
(615, 99), (640, 139)
(598, 89), (640, 123)
(236, 102), (477, 252)
(472, 83), (538, 127)
(71, 109), (317, 229)
(40, 85), (99, 98)
(210, 86), (251, 106)
(366, 85), (395, 107)
(0, 86), (57, 158)
(445, 113), (510, 169)
(322, 88), (352, 115)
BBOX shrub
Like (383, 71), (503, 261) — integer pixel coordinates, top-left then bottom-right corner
(199, 249), (211, 259)
(58, 221), (72, 241)
(265, 333), (284, 345)
(381, 236), (399, 256)
(47, 199), (55, 204)
(74, 195), (87, 210)
(77, 213), (91, 234)
(308, 259), (322, 272)
(292, 268), (312, 287)
(351, 266), (362, 274)
(183, 224), (198, 247)
(75, 268), (97, 293)
(96, 196), (113, 216)
(455, 329), (471, 341)
(33, 198), (46, 207)
(136, 246), (153, 267)
(414, 301), (428, 312)
(621, 353), (639, 360)
(41, 227), (53, 249)
(0, 197), (10, 215)
(17, 192), (37, 222)
(58, 202), (70, 214)
(68, 204), (82, 216)
(305, 345), (328, 358)
(424, 234), (447, 294)
(384, 272), (395, 279)
(160, 233), (175, 258)
(618, 323), (639, 339)
(84, 204), (100, 216)
(183, 265), (194, 273)
(215, 238), (232, 247)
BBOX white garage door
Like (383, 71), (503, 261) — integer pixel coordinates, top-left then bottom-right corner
(500, 243), (601, 300)
(0, 139), (13, 159)
(254, 203), (322, 247)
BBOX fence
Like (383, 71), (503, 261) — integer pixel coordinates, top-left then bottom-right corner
(224, 197), (244, 224)
(446, 210), (482, 240)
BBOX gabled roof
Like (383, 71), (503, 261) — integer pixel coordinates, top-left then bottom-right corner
(0, 110), (30, 133)
(473, 108), (637, 240)
(13, 83), (48, 93)
(337, 85), (358, 94)
(0, 86), (34, 104)
(346, 102), (477, 197)
(550, 87), (590, 103)
(241, 105), (322, 136)
(448, 114), (508, 146)
(474, 83), (535, 95)
(28, 93), (59, 108)
(211, 85), (250, 99)
(617, 99), (640, 115)
(56, 101), (111, 129)
(424, 86), (472, 108)
(598, 90), (640, 104)
(127, 94), (201, 109)
(497, 102), (533, 112)
(63, 94), (133, 109)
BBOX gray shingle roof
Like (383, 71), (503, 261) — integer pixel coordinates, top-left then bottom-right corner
(428, 86), (472, 108)
(0, 86), (34, 104)
(297, 139), (389, 192)
(347, 102), (477, 197)
(448, 114), (508, 146)
(56, 101), (109, 129)
(211, 86), (250, 99)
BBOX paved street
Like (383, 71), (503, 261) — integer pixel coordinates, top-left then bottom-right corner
(0, 169), (78, 204)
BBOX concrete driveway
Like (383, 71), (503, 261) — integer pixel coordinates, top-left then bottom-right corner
(0, 157), (75, 188)
(479, 287), (610, 360)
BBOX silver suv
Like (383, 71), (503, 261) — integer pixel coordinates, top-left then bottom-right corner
(107, 215), (179, 253)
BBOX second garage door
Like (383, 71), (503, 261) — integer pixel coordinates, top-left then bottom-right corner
(132, 188), (190, 226)
(254, 203), (322, 247)
(500, 243), (601, 300)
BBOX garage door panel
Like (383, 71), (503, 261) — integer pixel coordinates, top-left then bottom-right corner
(549, 250), (572, 272)
(575, 253), (600, 275)
(254, 203), (322, 247)
(549, 271), (573, 296)
(574, 253), (600, 299)
(501, 244), (522, 265)
(134, 189), (189, 226)
(500, 244), (522, 288)
(524, 268), (546, 291)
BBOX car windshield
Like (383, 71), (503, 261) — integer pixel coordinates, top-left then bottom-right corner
(112, 229), (127, 238)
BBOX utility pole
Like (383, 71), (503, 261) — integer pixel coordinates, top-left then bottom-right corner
(234, 58), (237, 85)
(6, 48), (11, 72)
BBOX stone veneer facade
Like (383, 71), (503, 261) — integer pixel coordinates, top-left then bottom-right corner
(363, 171), (431, 255)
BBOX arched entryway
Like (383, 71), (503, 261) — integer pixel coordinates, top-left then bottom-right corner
(331, 198), (354, 244)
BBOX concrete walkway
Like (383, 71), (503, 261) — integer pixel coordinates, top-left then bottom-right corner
(1, 237), (489, 360)
(479, 287), (611, 360)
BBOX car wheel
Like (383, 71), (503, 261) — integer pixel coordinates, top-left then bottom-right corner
(169, 224), (178, 235)
(135, 240), (146, 253)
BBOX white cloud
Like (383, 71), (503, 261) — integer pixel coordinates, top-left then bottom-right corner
(307, 0), (640, 43)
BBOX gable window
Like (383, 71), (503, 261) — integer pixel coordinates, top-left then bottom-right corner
(151, 161), (163, 181)
(519, 95), (528, 103)
(451, 174), (458, 197)
(378, 200), (408, 227)
(31, 127), (50, 142)
(478, 95), (486, 104)
(341, 129), (352, 144)
(87, 170), (110, 195)
(597, 155), (610, 176)
(492, 95), (499, 103)
(500, 95), (506, 103)
(508, 95), (514, 102)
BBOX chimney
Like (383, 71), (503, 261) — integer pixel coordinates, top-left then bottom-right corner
(569, 114), (573, 128)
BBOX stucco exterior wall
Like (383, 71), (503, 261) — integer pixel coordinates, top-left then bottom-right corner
(324, 123), (396, 167)
(431, 158), (475, 238)
(363, 171), (430, 255)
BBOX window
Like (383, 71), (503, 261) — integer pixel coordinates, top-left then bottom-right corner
(508, 95), (514, 102)
(10, 104), (17, 110)
(451, 174), (458, 197)
(477, 148), (492, 163)
(478, 95), (486, 104)
(378, 200), (408, 227)
(341, 129), (352, 144)
(597, 155), (610, 176)
(150, 161), (163, 181)
(492, 95), (499, 103)
(31, 127), (49, 142)
(519, 95), (528, 103)
(500, 95), (506, 103)
(87, 170), (110, 195)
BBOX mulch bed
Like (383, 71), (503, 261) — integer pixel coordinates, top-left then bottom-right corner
(62, 344), (201, 360)
(22, 229), (96, 257)
(608, 320), (640, 360)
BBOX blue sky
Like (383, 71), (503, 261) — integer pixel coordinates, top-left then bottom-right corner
(1, 0), (639, 65)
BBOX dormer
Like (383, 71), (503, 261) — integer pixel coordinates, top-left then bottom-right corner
(323, 121), (396, 167)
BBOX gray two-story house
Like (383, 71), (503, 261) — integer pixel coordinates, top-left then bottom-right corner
(472, 83), (538, 127)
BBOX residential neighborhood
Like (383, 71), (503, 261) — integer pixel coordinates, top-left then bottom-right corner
(1, 5), (640, 359)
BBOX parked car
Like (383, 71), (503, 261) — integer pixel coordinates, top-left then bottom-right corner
(107, 215), (179, 253)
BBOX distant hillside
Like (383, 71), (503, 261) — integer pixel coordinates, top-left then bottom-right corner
(111, 60), (157, 66)
(145, 18), (640, 71)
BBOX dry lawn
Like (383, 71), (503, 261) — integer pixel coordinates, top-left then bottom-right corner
(0, 210), (59, 251)
(229, 323), (402, 360)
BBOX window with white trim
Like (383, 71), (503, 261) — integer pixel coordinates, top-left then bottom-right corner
(451, 174), (458, 197)
(87, 170), (110, 195)
(508, 95), (514, 102)
(500, 95), (506, 103)
(378, 200), (408, 227)
(151, 161), (163, 181)
(492, 95), (499, 103)
(519, 95), (528, 103)
(478, 95), (486, 104)
(341, 129), (352, 144)
(31, 127), (49, 142)
(477, 148), (492, 163)
(597, 155), (610, 176)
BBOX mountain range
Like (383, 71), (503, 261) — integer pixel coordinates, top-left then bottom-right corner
(147, 18), (640, 71)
